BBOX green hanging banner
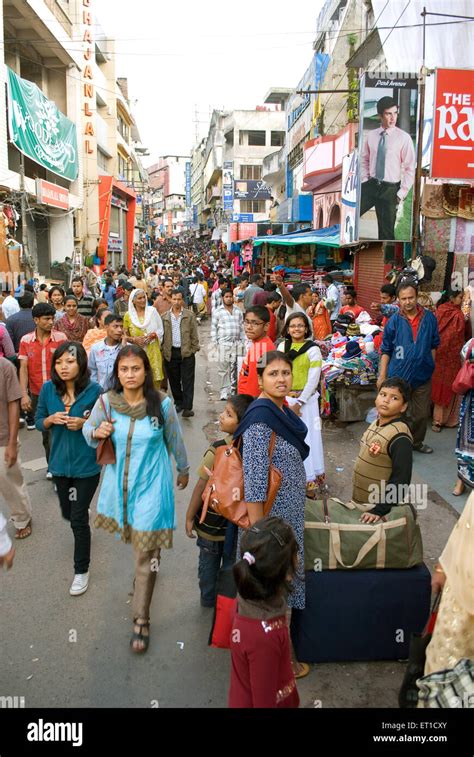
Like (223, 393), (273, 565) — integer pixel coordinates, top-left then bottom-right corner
(6, 67), (79, 182)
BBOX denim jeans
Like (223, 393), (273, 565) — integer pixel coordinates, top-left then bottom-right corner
(197, 535), (233, 606)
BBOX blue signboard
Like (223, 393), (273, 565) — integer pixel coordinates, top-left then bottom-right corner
(223, 161), (234, 214)
(185, 162), (191, 209)
(232, 213), (254, 223)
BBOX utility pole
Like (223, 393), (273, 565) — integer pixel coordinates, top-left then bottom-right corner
(19, 153), (34, 274)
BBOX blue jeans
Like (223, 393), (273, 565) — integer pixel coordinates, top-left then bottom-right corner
(197, 536), (233, 606)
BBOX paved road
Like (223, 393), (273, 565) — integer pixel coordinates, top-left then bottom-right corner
(0, 323), (461, 708)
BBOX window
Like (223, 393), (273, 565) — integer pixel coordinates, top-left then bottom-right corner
(239, 131), (245, 146)
(271, 131), (285, 147)
(97, 149), (109, 172)
(225, 130), (234, 147)
(240, 200), (267, 213)
(240, 165), (262, 180)
(117, 114), (129, 141)
(117, 153), (128, 179)
(248, 130), (266, 146)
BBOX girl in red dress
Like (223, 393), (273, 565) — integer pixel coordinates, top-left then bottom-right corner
(228, 516), (300, 709)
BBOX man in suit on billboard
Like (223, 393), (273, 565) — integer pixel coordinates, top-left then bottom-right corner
(360, 96), (416, 241)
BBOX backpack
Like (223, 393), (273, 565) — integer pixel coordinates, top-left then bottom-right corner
(200, 434), (282, 530)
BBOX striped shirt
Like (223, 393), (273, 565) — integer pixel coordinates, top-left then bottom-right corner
(211, 305), (244, 345)
(76, 294), (95, 318)
(171, 310), (183, 348)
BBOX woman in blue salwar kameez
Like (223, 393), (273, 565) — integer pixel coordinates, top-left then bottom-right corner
(84, 345), (189, 653)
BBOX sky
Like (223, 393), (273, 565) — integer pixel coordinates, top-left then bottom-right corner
(98, 0), (324, 164)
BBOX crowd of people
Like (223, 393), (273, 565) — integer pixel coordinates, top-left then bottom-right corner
(0, 239), (473, 708)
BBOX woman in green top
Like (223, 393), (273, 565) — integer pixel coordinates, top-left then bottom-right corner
(278, 312), (326, 496)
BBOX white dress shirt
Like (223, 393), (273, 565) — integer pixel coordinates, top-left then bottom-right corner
(361, 125), (416, 201)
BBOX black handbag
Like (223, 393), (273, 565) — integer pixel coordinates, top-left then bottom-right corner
(398, 591), (442, 708)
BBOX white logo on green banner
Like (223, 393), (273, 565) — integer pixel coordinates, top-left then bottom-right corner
(7, 67), (78, 182)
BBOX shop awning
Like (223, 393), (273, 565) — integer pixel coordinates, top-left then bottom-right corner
(252, 225), (340, 248)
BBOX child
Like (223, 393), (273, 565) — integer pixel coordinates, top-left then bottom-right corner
(237, 306), (275, 397)
(352, 377), (413, 523)
(228, 516), (300, 709)
(185, 394), (254, 607)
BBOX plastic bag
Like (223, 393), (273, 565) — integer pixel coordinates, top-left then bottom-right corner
(365, 407), (378, 424)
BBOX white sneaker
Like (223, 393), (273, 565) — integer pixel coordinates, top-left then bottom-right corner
(70, 572), (89, 596)
(46, 471), (53, 480)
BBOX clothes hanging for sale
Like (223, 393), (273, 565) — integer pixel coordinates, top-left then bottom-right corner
(421, 183), (445, 219)
(424, 217), (453, 254)
(443, 184), (471, 217)
(459, 188), (474, 221)
(453, 220), (474, 254)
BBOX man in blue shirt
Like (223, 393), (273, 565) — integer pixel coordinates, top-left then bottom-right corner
(378, 282), (440, 453)
(88, 315), (124, 390)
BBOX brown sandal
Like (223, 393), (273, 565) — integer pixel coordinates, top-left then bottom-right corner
(432, 422), (442, 433)
(15, 522), (32, 540)
(130, 620), (150, 654)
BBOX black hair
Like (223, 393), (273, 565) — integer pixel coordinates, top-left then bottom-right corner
(233, 516), (298, 602)
(104, 276), (114, 292)
(226, 394), (254, 421)
(381, 284), (396, 298)
(104, 313), (123, 326)
(32, 303), (55, 319)
(92, 298), (108, 314)
(51, 342), (90, 397)
(256, 349), (292, 377)
(345, 288), (357, 299)
(377, 96), (397, 115)
(378, 377), (412, 404)
(437, 288), (463, 308)
(251, 273), (263, 284)
(71, 277), (83, 286)
(245, 305), (270, 324)
(64, 294), (79, 306)
(291, 283), (311, 302)
(18, 292), (34, 309)
(267, 292), (282, 304)
(171, 289), (183, 297)
(95, 308), (111, 326)
(24, 283), (35, 294)
(323, 274), (333, 284)
(263, 282), (277, 292)
(163, 278), (173, 285)
(111, 345), (164, 424)
(39, 283), (47, 291)
(49, 285), (65, 300)
(222, 288), (234, 297)
(397, 281), (418, 295)
(282, 311), (311, 339)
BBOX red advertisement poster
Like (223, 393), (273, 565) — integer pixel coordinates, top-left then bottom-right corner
(431, 68), (474, 181)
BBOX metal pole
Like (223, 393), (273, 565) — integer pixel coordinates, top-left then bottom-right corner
(411, 7), (427, 259)
(19, 153), (33, 273)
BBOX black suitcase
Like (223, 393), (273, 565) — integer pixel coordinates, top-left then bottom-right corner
(290, 564), (431, 663)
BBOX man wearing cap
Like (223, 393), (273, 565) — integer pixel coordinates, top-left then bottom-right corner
(360, 96), (416, 240)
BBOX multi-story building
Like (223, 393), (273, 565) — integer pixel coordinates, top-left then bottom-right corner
(0, 0), (85, 275)
(195, 101), (286, 241)
(147, 156), (189, 239)
(190, 138), (205, 232)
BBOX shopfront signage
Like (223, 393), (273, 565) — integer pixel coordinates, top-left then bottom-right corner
(234, 180), (272, 201)
(223, 161), (234, 214)
(82, 0), (95, 155)
(431, 68), (474, 181)
(108, 236), (123, 251)
(232, 213), (254, 223)
(35, 179), (70, 210)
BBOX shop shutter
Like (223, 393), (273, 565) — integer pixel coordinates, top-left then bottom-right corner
(354, 244), (385, 311)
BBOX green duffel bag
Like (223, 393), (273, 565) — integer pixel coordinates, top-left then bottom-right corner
(304, 497), (424, 571)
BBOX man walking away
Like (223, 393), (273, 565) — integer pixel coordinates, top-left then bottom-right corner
(378, 282), (440, 454)
(322, 275), (341, 325)
(243, 274), (264, 312)
(5, 292), (35, 352)
(162, 291), (200, 417)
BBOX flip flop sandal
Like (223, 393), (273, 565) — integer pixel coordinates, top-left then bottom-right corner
(293, 662), (310, 679)
(130, 620), (150, 653)
(15, 523), (32, 540)
(431, 423), (442, 433)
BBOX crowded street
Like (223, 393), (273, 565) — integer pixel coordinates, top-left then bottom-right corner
(0, 0), (473, 746)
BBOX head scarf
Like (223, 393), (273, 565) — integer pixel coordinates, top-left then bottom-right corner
(234, 398), (309, 461)
(127, 288), (160, 334)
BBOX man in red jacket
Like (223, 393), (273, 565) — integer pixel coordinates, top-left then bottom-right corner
(238, 306), (275, 397)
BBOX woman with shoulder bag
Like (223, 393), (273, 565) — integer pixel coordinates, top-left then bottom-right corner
(35, 342), (102, 596)
(234, 350), (310, 678)
(83, 345), (189, 653)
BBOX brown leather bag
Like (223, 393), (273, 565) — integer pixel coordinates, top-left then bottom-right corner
(200, 432), (282, 530)
(96, 395), (116, 466)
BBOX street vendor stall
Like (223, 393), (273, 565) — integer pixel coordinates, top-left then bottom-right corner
(251, 224), (354, 287)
